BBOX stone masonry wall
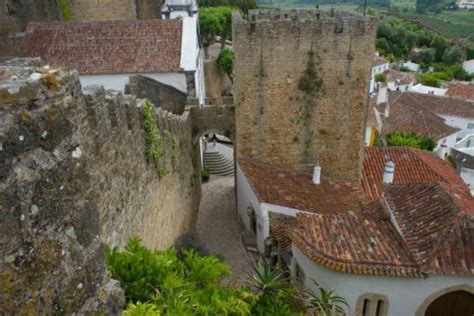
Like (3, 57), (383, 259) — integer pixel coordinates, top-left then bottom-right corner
(68, 0), (137, 21)
(130, 75), (188, 115)
(233, 10), (377, 181)
(0, 59), (201, 313)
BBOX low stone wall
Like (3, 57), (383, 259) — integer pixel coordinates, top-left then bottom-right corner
(130, 75), (187, 115)
(0, 59), (201, 313)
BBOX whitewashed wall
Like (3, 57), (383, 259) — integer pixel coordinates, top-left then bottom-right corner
(438, 114), (474, 139)
(292, 245), (474, 316)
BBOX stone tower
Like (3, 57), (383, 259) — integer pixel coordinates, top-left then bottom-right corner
(233, 9), (377, 181)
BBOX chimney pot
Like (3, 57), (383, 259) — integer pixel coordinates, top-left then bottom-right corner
(383, 160), (395, 184)
(313, 164), (321, 185)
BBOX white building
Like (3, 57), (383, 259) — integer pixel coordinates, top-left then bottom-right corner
(463, 59), (474, 75)
(236, 147), (474, 316)
(457, 0), (474, 8)
(409, 83), (447, 96)
(369, 54), (390, 94)
(162, 0), (198, 19)
(401, 61), (420, 72)
(23, 19), (206, 105)
(386, 69), (415, 92)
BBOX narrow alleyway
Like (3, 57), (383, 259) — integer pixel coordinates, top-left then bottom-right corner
(196, 176), (254, 286)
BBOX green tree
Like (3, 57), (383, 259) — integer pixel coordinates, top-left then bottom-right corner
(199, 9), (222, 58)
(216, 48), (234, 83)
(442, 45), (464, 65)
(386, 132), (437, 151)
(375, 73), (387, 83)
(419, 73), (441, 87)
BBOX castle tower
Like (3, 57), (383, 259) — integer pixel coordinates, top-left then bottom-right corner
(233, 9), (377, 181)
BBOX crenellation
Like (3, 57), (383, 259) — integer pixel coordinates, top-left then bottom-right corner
(0, 59), (201, 314)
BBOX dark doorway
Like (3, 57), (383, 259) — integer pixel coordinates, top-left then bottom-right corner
(425, 290), (474, 316)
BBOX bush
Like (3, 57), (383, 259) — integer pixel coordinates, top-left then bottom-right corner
(201, 166), (210, 182)
(216, 48), (234, 83)
(418, 73), (441, 87)
(386, 132), (437, 151)
(375, 73), (387, 83)
(106, 239), (309, 315)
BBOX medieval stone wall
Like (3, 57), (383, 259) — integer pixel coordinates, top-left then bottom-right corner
(233, 10), (377, 181)
(68, 0), (137, 21)
(0, 58), (201, 313)
(130, 75), (188, 115)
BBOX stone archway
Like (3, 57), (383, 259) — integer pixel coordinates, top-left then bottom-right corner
(416, 285), (474, 316)
(188, 105), (235, 144)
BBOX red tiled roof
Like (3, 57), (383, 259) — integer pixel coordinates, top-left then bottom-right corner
(238, 158), (362, 213)
(384, 183), (473, 276)
(292, 212), (423, 277)
(390, 91), (474, 118)
(446, 82), (474, 101)
(373, 54), (389, 67)
(22, 20), (183, 75)
(383, 93), (459, 141)
(386, 69), (415, 86)
(293, 183), (474, 277)
(361, 146), (468, 202)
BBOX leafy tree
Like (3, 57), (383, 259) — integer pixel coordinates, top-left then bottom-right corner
(216, 48), (234, 83)
(199, 9), (222, 58)
(442, 45), (464, 65)
(386, 132), (437, 151)
(419, 73), (441, 87)
(375, 73), (387, 83)
(306, 281), (349, 316)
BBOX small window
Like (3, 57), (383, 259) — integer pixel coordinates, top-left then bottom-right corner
(468, 123), (474, 129)
(356, 293), (389, 316)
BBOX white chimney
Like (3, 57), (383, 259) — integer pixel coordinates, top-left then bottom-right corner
(377, 85), (388, 106)
(313, 164), (321, 185)
(383, 160), (395, 184)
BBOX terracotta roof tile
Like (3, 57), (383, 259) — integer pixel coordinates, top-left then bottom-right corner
(361, 147), (468, 202)
(386, 69), (415, 86)
(238, 158), (362, 213)
(391, 91), (474, 118)
(383, 93), (460, 141)
(22, 20), (183, 75)
(373, 54), (389, 66)
(446, 82), (474, 101)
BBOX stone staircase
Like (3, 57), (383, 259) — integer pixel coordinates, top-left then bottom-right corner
(203, 150), (234, 177)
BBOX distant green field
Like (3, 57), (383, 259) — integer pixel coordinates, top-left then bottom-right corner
(257, 0), (359, 10)
(412, 10), (474, 42)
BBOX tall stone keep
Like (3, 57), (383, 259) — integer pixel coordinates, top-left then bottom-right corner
(233, 10), (377, 181)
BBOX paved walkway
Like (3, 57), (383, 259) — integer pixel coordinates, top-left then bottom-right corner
(196, 176), (254, 286)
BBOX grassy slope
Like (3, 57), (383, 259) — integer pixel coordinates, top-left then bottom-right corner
(414, 10), (474, 41)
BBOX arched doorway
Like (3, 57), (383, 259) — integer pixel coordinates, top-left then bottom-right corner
(417, 285), (474, 316)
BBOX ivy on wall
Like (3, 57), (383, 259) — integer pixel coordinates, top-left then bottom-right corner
(59, 0), (72, 21)
(143, 100), (168, 177)
(298, 50), (323, 96)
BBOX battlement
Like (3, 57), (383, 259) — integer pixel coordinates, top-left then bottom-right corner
(0, 59), (199, 313)
(232, 9), (377, 35)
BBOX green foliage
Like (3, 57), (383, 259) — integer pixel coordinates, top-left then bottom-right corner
(306, 281), (349, 316)
(143, 100), (167, 177)
(418, 72), (441, 87)
(59, 0), (72, 21)
(199, 9), (223, 57)
(374, 73), (387, 83)
(386, 132), (437, 151)
(201, 166), (210, 183)
(123, 302), (161, 315)
(217, 48), (234, 83)
(106, 238), (251, 314)
(298, 51), (323, 96)
(246, 260), (301, 315)
(198, 0), (256, 14)
(442, 45), (464, 65)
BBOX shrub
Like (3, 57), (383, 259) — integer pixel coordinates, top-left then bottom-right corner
(374, 73), (387, 83)
(202, 166), (210, 183)
(386, 132), (437, 151)
(143, 100), (167, 177)
(216, 48), (234, 83)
